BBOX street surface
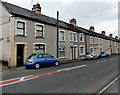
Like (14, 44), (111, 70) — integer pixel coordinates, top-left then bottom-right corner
(1, 55), (119, 94)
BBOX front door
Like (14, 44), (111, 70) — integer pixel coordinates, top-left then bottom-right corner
(70, 47), (73, 60)
(74, 46), (78, 59)
(17, 44), (25, 67)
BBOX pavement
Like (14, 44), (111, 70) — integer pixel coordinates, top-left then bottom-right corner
(0, 55), (120, 94)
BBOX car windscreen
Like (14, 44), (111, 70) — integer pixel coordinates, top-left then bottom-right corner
(28, 54), (36, 59)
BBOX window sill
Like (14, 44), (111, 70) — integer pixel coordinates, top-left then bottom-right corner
(59, 57), (66, 59)
(35, 37), (45, 39)
(59, 40), (65, 42)
(15, 35), (26, 37)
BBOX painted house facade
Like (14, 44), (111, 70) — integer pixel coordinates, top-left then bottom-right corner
(0, 1), (120, 67)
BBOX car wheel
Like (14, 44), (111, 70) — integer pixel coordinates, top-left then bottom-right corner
(55, 61), (59, 66)
(34, 63), (40, 69)
(93, 56), (96, 60)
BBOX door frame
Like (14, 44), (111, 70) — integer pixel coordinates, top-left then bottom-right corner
(73, 45), (78, 59)
(15, 42), (27, 66)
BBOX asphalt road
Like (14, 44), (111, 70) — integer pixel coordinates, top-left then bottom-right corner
(1, 55), (119, 94)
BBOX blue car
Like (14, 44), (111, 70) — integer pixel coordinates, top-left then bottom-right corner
(24, 53), (59, 69)
(99, 52), (110, 58)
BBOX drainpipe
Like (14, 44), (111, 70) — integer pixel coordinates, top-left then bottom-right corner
(56, 11), (59, 58)
(93, 37), (95, 52)
(85, 35), (87, 53)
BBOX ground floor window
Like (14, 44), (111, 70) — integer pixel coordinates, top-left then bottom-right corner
(59, 47), (66, 58)
(79, 45), (85, 55)
(35, 44), (45, 53)
(90, 47), (93, 52)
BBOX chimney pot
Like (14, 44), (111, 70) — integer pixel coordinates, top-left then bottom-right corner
(109, 34), (113, 38)
(70, 18), (77, 26)
(101, 31), (106, 35)
(89, 26), (95, 32)
(32, 3), (41, 14)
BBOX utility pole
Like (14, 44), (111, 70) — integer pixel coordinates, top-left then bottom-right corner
(56, 11), (59, 58)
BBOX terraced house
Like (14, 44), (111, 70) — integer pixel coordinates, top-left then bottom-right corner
(0, 1), (120, 67)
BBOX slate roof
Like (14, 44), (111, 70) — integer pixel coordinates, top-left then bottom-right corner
(1, 1), (120, 42)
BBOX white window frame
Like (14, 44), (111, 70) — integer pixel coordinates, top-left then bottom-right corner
(90, 47), (94, 52)
(90, 36), (93, 44)
(79, 33), (84, 42)
(73, 32), (77, 42)
(59, 47), (66, 58)
(35, 23), (45, 37)
(59, 30), (65, 41)
(69, 31), (73, 41)
(79, 45), (85, 55)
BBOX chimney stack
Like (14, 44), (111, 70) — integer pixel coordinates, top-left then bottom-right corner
(32, 3), (41, 14)
(89, 26), (95, 32)
(101, 31), (106, 35)
(109, 34), (113, 38)
(115, 36), (118, 39)
(70, 18), (77, 26)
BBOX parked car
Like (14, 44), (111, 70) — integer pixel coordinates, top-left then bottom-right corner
(85, 52), (99, 60)
(24, 53), (59, 69)
(99, 52), (110, 58)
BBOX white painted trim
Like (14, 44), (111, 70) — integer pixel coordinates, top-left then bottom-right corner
(79, 45), (85, 55)
(69, 31), (73, 42)
(79, 33), (84, 42)
(59, 47), (66, 58)
(59, 30), (65, 42)
(73, 32), (77, 42)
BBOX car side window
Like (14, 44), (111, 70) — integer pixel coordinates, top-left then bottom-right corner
(44, 54), (53, 58)
(37, 54), (43, 58)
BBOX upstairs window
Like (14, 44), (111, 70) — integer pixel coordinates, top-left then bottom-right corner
(73, 32), (77, 42)
(59, 31), (65, 41)
(17, 21), (25, 36)
(79, 33), (84, 42)
(90, 36), (93, 44)
(69, 32), (73, 41)
(35, 25), (44, 37)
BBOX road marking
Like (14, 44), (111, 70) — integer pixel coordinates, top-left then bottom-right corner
(57, 65), (87, 71)
(96, 75), (120, 95)
(0, 65), (87, 87)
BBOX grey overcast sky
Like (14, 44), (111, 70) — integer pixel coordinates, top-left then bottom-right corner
(3, 0), (119, 37)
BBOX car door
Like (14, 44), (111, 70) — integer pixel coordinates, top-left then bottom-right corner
(44, 54), (54, 65)
(36, 54), (45, 65)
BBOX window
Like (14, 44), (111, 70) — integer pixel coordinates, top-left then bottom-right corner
(90, 36), (93, 44)
(73, 32), (77, 42)
(69, 32), (73, 41)
(59, 31), (65, 41)
(79, 33), (84, 42)
(35, 45), (45, 53)
(37, 54), (43, 58)
(35, 25), (44, 37)
(44, 54), (53, 58)
(17, 21), (25, 36)
(59, 47), (65, 58)
(90, 47), (93, 52)
(79, 45), (85, 55)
